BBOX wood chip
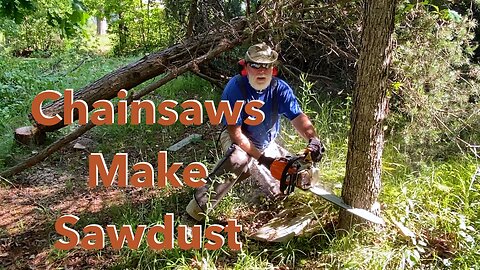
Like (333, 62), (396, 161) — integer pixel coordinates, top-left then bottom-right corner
(250, 206), (315, 242)
(73, 142), (87, 150)
(167, 134), (202, 151)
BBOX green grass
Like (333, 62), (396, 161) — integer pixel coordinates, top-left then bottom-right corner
(0, 53), (139, 169)
(1, 55), (479, 269)
(89, 73), (219, 183)
(0, 51), (218, 170)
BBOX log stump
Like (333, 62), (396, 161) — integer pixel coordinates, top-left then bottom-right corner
(14, 126), (46, 145)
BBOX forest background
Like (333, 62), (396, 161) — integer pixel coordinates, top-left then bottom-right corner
(0, 0), (479, 269)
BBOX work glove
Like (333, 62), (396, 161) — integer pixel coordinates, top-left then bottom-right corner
(258, 154), (275, 169)
(304, 137), (325, 162)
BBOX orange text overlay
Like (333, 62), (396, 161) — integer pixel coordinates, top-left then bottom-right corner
(88, 151), (208, 188)
(54, 213), (242, 251)
(32, 89), (265, 126)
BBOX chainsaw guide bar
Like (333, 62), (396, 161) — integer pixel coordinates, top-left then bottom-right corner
(251, 154), (384, 242)
(308, 186), (385, 225)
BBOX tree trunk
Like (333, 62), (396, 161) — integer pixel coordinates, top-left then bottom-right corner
(118, 12), (127, 53)
(338, 0), (397, 230)
(146, 0), (151, 49)
(186, 0), (198, 38)
(96, 16), (107, 35)
(29, 17), (249, 134)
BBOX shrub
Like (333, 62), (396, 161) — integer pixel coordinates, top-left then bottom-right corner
(390, 2), (480, 161)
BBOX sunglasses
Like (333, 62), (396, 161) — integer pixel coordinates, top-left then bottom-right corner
(248, 62), (273, 69)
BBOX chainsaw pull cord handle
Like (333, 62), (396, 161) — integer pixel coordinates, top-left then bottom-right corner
(279, 156), (303, 194)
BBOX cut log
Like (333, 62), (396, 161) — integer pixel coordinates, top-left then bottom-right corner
(73, 142), (87, 150)
(167, 134), (202, 152)
(14, 126), (46, 145)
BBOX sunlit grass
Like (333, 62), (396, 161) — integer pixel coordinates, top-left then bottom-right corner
(2, 56), (479, 269)
(0, 54), (138, 169)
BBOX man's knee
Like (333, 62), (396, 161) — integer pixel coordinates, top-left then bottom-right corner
(186, 143), (252, 220)
(211, 144), (250, 177)
(228, 144), (250, 171)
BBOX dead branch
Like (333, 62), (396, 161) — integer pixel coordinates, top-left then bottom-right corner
(283, 64), (333, 80)
(0, 175), (16, 187)
(190, 69), (225, 89)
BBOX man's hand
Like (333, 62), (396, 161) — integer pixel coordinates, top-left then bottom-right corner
(305, 138), (325, 162)
(258, 154), (275, 168)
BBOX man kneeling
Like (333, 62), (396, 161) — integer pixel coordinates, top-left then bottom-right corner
(186, 43), (324, 221)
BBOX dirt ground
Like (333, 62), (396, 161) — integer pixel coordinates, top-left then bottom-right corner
(0, 125), (299, 269)
(0, 126), (207, 269)
(0, 154), (150, 269)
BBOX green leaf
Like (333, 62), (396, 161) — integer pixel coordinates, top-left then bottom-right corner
(447, 9), (462, 22)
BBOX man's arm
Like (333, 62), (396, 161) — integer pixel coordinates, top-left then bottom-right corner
(290, 113), (317, 141)
(226, 125), (263, 159)
(291, 113), (325, 162)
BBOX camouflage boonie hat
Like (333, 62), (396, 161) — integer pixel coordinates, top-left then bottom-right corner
(245, 43), (278, 64)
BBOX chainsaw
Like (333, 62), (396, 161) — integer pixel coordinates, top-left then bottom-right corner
(269, 155), (385, 225)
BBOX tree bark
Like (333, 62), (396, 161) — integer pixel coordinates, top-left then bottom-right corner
(96, 16), (107, 35)
(118, 12), (127, 52)
(186, 0), (198, 38)
(338, 0), (397, 230)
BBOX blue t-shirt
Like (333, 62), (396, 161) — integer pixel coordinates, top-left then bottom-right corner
(221, 75), (302, 150)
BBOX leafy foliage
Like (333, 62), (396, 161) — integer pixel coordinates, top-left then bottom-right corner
(89, 0), (180, 55)
(0, 53), (136, 168)
(0, 0), (90, 55)
(0, 0), (36, 23)
(390, 1), (480, 160)
(45, 0), (89, 38)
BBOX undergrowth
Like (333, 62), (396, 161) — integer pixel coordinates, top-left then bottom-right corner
(0, 52), (138, 169)
(88, 74), (479, 269)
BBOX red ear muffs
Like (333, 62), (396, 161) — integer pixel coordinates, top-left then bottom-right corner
(238, 59), (247, 76)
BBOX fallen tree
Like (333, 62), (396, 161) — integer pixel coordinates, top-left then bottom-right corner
(1, 39), (239, 178)
(6, 0), (360, 178)
(29, 19), (249, 134)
